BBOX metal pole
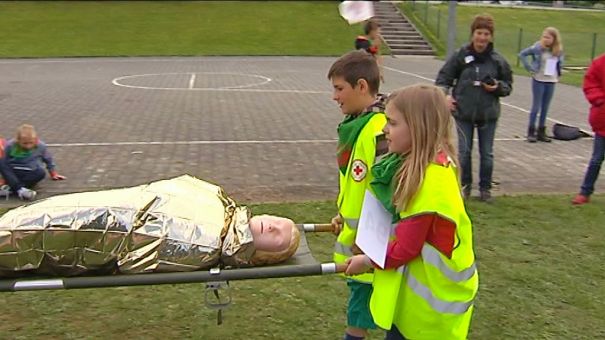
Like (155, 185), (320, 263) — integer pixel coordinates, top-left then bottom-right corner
(437, 8), (441, 40)
(591, 32), (597, 61)
(516, 27), (523, 67)
(424, 0), (429, 23)
(446, 1), (457, 58)
(0, 263), (347, 292)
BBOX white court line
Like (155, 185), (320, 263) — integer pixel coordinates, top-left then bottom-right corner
(383, 65), (593, 136)
(188, 73), (196, 89)
(112, 72), (273, 91)
(47, 140), (338, 147)
(45, 138), (541, 148)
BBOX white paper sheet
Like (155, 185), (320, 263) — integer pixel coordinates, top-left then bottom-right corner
(544, 57), (558, 76)
(356, 190), (392, 269)
(338, 1), (374, 25)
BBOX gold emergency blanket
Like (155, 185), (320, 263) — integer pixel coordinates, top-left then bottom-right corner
(0, 175), (255, 276)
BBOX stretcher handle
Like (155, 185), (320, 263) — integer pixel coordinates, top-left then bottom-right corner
(334, 263), (348, 273)
(296, 223), (335, 233)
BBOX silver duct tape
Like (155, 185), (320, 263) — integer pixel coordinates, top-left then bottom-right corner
(0, 175), (255, 276)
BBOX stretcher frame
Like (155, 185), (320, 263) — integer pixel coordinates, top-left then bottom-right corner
(0, 223), (343, 293)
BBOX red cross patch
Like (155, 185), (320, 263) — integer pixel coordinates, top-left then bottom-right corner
(351, 159), (367, 182)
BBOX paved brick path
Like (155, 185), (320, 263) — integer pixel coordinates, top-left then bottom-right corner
(0, 56), (598, 207)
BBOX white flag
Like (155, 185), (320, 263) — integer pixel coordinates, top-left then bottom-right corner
(338, 1), (375, 25)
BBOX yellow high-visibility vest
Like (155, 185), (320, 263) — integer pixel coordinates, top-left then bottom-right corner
(333, 113), (386, 283)
(370, 162), (478, 339)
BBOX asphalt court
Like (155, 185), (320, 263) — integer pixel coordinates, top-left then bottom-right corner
(0, 56), (598, 206)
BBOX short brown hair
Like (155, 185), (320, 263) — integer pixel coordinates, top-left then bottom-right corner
(327, 50), (380, 95)
(470, 14), (494, 35)
(364, 19), (380, 35)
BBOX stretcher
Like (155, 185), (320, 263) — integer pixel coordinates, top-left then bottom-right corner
(0, 223), (344, 323)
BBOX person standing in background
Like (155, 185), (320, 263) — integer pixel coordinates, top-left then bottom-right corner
(519, 27), (564, 143)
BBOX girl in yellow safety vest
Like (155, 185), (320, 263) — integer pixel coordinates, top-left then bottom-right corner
(345, 84), (479, 339)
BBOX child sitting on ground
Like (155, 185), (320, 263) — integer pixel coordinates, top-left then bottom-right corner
(0, 124), (66, 200)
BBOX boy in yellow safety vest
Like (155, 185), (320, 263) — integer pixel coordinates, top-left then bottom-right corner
(328, 50), (387, 340)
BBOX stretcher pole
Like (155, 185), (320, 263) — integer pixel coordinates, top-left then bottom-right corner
(297, 223), (335, 233)
(0, 263), (347, 292)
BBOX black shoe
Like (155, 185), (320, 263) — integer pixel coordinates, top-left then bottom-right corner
(479, 190), (493, 203)
(537, 127), (552, 143)
(527, 126), (537, 143)
(462, 185), (471, 200)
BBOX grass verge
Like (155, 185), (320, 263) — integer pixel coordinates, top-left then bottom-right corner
(0, 1), (379, 57)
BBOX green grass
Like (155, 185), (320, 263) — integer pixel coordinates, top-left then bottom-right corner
(0, 1), (377, 57)
(0, 194), (604, 338)
(400, 3), (605, 86)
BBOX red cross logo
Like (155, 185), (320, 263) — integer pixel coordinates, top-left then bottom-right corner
(351, 159), (367, 182)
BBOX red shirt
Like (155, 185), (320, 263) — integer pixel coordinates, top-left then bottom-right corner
(383, 153), (457, 269)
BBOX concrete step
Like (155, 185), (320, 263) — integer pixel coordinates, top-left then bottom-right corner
(388, 44), (432, 50)
(390, 49), (435, 56)
(385, 39), (428, 45)
(381, 27), (416, 32)
(382, 33), (423, 38)
(381, 19), (409, 23)
(374, 0), (434, 56)
(381, 26), (414, 31)
(381, 22), (413, 26)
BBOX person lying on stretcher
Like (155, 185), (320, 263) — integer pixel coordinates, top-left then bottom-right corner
(0, 175), (300, 277)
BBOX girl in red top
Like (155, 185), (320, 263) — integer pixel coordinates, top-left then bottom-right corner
(345, 84), (476, 339)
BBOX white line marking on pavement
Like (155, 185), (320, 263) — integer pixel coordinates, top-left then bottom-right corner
(45, 138), (540, 148)
(188, 73), (196, 89)
(112, 72), (273, 90)
(47, 140), (338, 147)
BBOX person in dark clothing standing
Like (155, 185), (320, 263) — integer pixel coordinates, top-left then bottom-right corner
(435, 14), (513, 202)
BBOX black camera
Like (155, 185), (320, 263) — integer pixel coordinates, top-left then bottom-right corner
(481, 75), (496, 86)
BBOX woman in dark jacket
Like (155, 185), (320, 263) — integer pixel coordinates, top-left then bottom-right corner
(435, 14), (513, 202)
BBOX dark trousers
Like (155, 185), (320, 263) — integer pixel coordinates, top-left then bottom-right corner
(385, 325), (407, 340)
(0, 158), (46, 191)
(456, 119), (497, 191)
(580, 134), (605, 196)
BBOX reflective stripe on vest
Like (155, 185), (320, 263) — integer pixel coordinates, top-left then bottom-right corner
(344, 218), (358, 229)
(334, 241), (353, 257)
(405, 270), (474, 314)
(421, 245), (477, 282)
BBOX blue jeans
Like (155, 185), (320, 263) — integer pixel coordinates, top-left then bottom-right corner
(580, 134), (605, 196)
(529, 79), (556, 129)
(0, 158), (46, 192)
(456, 119), (497, 191)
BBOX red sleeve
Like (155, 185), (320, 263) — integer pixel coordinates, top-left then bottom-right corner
(383, 213), (456, 269)
(584, 57), (605, 107)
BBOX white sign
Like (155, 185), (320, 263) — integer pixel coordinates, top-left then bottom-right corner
(339, 1), (375, 25)
(356, 190), (392, 268)
(544, 57), (558, 76)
